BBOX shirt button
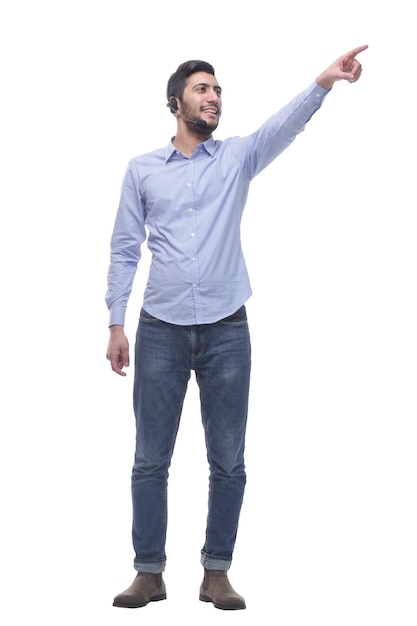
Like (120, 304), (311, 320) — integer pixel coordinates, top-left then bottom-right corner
(187, 182), (192, 187)
(190, 232), (196, 237)
(188, 208), (193, 213)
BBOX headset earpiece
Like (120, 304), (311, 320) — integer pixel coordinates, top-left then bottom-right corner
(167, 96), (178, 113)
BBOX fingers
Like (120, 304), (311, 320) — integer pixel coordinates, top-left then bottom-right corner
(106, 347), (129, 376)
(318, 44), (368, 88)
(336, 45), (367, 83)
(106, 328), (130, 376)
(343, 57), (363, 82)
(341, 44), (369, 60)
(111, 354), (129, 376)
(349, 64), (363, 83)
(338, 44), (367, 72)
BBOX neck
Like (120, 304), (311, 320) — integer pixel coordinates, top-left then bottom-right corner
(172, 124), (211, 157)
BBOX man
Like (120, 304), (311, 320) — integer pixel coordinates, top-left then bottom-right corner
(106, 45), (368, 610)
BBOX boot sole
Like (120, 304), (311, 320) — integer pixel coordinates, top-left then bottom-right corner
(199, 594), (246, 610)
(113, 593), (167, 608)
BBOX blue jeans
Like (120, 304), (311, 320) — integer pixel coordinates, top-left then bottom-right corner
(131, 306), (251, 573)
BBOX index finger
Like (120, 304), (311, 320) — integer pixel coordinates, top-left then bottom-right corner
(342, 44), (369, 59)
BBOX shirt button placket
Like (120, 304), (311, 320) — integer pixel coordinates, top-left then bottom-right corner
(186, 172), (199, 298)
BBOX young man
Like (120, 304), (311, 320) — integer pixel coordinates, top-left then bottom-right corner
(106, 45), (368, 610)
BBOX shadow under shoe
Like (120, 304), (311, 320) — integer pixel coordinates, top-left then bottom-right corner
(199, 569), (246, 610)
(113, 572), (166, 608)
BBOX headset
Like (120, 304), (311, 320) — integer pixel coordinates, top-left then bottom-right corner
(166, 95), (208, 129)
(167, 96), (178, 113)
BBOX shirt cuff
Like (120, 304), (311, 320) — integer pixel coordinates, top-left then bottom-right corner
(313, 81), (331, 95)
(108, 307), (126, 327)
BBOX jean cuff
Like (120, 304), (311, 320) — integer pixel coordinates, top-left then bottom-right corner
(200, 552), (231, 571)
(134, 559), (166, 574)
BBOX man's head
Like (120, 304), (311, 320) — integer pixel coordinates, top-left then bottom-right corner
(166, 60), (216, 103)
(166, 60), (222, 134)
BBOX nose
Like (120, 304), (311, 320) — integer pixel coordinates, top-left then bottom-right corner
(208, 88), (221, 103)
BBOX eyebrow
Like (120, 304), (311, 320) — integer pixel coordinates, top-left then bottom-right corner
(192, 82), (222, 93)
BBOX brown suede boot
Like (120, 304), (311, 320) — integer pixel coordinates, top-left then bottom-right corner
(113, 572), (166, 608)
(199, 569), (246, 610)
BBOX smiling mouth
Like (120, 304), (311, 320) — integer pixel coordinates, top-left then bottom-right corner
(201, 107), (219, 116)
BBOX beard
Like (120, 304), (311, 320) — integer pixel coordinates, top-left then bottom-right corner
(187, 119), (218, 136)
(180, 101), (220, 135)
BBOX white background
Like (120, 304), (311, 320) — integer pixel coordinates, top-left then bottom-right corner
(1, 1), (416, 624)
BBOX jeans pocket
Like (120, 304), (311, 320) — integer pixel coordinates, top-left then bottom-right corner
(140, 308), (158, 322)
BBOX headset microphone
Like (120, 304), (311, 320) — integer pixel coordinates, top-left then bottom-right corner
(166, 97), (208, 129)
(180, 115), (208, 128)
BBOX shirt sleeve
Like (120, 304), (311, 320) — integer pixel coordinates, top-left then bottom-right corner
(239, 81), (330, 179)
(105, 161), (147, 326)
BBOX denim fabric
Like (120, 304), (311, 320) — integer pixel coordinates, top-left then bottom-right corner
(131, 306), (251, 573)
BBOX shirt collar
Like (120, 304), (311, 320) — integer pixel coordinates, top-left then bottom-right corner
(165, 136), (216, 162)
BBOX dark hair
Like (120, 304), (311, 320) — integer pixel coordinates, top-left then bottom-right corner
(166, 60), (215, 101)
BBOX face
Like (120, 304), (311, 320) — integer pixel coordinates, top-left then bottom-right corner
(178, 71), (222, 133)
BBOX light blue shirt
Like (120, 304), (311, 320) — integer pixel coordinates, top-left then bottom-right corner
(106, 81), (329, 326)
